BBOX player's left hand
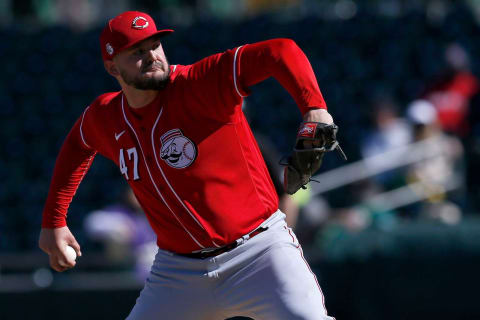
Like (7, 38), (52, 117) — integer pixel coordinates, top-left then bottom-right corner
(301, 109), (333, 148)
(282, 109), (347, 195)
(303, 109), (333, 123)
(39, 226), (82, 272)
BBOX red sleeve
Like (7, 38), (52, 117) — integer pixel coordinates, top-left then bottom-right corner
(184, 49), (243, 122)
(41, 113), (97, 228)
(236, 38), (327, 115)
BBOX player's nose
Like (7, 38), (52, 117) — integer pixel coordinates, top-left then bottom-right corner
(147, 49), (160, 62)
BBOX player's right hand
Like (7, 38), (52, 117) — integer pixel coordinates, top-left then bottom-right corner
(39, 226), (82, 272)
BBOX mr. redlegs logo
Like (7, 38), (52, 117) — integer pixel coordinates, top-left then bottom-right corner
(298, 123), (317, 138)
(160, 129), (197, 169)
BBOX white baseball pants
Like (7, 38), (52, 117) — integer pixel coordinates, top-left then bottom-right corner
(126, 210), (335, 320)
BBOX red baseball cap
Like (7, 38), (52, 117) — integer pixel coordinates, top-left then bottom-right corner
(100, 11), (173, 61)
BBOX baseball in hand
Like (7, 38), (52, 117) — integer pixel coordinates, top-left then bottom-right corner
(65, 245), (77, 262)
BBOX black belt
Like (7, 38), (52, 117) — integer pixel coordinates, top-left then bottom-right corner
(177, 226), (269, 259)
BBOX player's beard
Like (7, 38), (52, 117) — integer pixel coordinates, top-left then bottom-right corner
(120, 60), (171, 91)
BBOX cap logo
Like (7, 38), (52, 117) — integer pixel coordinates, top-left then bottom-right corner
(106, 43), (114, 55)
(132, 16), (149, 29)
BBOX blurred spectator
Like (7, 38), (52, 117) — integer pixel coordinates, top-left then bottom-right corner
(319, 99), (465, 238)
(420, 43), (479, 137)
(83, 187), (157, 282)
(405, 99), (465, 224)
(361, 97), (412, 160)
(361, 96), (412, 188)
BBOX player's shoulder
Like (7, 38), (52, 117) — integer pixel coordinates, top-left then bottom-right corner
(171, 53), (229, 82)
(169, 64), (188, 81)
(90, 91), (122, 109)
(82, 91), (122, 121)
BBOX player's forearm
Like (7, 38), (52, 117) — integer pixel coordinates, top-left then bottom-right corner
(239, 38), (327, 114)
(42, 126), (96, 228)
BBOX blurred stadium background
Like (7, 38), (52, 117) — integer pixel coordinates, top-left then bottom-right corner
(2, 0), (480, 319)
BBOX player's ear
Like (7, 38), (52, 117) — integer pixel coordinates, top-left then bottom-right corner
(104, 60), (120, 77)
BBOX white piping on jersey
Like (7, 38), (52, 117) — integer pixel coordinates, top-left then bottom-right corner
(79, 106), (91, 148)
(233, 46), (246, 98)
(121, 95), (206, 249)
(151, 108), (221, 248)
(172, 65), (177, 73)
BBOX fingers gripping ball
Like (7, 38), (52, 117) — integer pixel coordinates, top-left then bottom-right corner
(283, 122), (347, 195)
(65, 245), (77, 262)
(65, 246), (77, 261)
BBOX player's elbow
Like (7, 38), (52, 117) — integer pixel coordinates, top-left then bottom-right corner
(274, 38), (298, 48)
(270, 38), (301, 57)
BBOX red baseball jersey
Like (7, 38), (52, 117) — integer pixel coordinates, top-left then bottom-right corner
(42, 39), (327, 253)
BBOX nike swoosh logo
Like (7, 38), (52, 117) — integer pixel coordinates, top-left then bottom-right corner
(115, 130), (126, 141)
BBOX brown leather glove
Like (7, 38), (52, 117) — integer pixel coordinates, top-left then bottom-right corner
(283, 122), (347, 195)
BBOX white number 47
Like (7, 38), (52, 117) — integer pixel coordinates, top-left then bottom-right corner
(119, 147), (140, 180)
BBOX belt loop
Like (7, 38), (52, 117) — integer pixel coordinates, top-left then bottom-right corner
(237, 237), (246, 246)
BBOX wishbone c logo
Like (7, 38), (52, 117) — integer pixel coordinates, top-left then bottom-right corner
(132, 16), (149, 29)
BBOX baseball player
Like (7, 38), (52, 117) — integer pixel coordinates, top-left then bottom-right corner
(39, 10), (342, 320)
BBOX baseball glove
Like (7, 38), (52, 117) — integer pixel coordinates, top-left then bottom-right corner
(282, 122), (347, 195)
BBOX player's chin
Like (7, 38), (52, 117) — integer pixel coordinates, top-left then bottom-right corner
(143, 68), (167, 77)
(140, 72), (167, 84)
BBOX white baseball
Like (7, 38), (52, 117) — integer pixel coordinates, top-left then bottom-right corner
(65, 245), (77, 262)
